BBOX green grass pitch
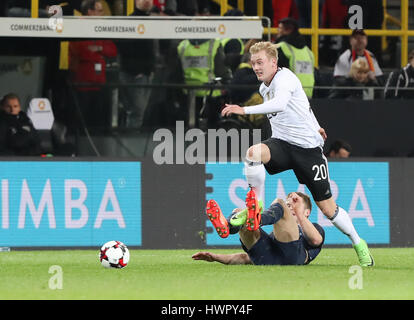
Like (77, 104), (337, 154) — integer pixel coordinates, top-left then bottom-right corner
(1, 248), (413, 300)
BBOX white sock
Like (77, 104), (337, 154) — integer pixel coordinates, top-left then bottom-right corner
(243, 161), (265, 201)
(330, 207), (361, 245)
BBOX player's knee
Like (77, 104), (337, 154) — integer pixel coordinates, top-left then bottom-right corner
(246, 145), (261, 163)
(246, 144), (269, 163)
(316, 198), (337, 218)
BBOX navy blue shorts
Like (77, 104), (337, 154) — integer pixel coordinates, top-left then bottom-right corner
(241, 228), (308, 265)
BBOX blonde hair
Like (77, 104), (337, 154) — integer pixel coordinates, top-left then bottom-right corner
(249, 41), (278, 61)
(349, 58), (369, 78)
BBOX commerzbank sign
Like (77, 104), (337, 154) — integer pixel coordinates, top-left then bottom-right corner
(0, 17), (263, 39)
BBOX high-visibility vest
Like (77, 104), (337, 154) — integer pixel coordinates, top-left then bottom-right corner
(177, 39), (222, 97)
(278, 41), (315, 98)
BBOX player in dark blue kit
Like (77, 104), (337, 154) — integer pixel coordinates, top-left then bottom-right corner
(192, 189), (324, 265)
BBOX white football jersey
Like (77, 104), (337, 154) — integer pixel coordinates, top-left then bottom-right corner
(244, 67), (324, 148)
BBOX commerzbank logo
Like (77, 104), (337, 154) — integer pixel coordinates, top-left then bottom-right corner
(137, 24), (145, 34)
(218, 24), (226, 35)
(38, 100), (46, 110)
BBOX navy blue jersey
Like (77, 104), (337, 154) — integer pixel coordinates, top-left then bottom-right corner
(241, 223), (325, 266)
(300, 223), (325, 264)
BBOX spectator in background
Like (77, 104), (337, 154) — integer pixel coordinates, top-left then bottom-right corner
(175, 0), (197, 15)
(6, 0), (82, 17)
(69, 0), (118, 130)
(244, 0), (274, 25)
(320, 0), (349, 66)
(229, 39), (261, 106)
(334, 29), (384, 86)
(322, 0), (348, 29)
(0, 98), (11, 155)
(344, 0), (384, 66)
(270, 0), (297, 27)
(6, 0), (45, 17)
(222, 9), (245, 74)
(151, 0), (177, 15)
(384, 49), (414, 99)
(175, 37), (231, 127)
(116, 0), (156, 129)
(175, 0), (211, 16)
(275, 18), (315, 99)
(327, 139), (352, 158)
(0, 93), (42, 156)
(329, 58), (380, 100)
(44, 1), (82, 16)
(293, 0), (325, 28)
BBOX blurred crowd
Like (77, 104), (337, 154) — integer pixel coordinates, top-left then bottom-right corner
(0, 0), (413, 158)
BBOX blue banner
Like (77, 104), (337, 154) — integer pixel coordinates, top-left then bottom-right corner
(206, 162), (389, 245)
(0, 161), (141, 246)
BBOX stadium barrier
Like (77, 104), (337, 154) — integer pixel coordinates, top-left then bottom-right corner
(1, 157), (413, 249)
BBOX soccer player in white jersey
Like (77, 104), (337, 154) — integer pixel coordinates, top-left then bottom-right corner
(221, 41), (374, 267)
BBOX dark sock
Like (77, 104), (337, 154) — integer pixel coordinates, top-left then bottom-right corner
(260, 203), (284, 226)
(226, 203), (285, 233)
(227, 212), (241, 234)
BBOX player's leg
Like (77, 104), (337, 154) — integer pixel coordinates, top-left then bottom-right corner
(243, 143), (269, 201)
(316, 197), (360, 245)
(244, 138), (291, 202)
(294, 148), (374, 266)
(238, 227), (261, 250)
(271, 198), (300, 243)
(239, 188), (266, 249)
(317, 197), (374, 266)
(244, 188), (298, 243)
(232, 188), (291, 230)
(241, 189), (302, 266)
(310, 152), (359, 240)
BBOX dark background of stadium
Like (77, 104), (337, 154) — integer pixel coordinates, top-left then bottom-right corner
(311, 99), (414, 157)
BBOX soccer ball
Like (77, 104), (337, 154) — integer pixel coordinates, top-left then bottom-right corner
(99, 240), (130, 269)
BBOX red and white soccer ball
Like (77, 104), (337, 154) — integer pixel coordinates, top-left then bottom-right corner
(99, 240), (130, 269)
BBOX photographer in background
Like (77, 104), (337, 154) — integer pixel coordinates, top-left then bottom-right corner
(0, 93), (42, 156)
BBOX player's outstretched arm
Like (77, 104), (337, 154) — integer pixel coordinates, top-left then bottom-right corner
(192, 252), (252, 265)
(289, 194), (323, 247)
(295, 212), (323, 247)
(221, 104), (245, 117)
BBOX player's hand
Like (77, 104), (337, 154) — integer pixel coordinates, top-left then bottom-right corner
(192, 252), (216, 262)
(221, 104), (245, 117)
(289, 192), (307, 220)
(319, 128), (327, 141)
(286, 192), (300, 216)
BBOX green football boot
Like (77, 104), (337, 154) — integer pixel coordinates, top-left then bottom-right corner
(229, 200), (263, 227)
(353, 239), (375, 267)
